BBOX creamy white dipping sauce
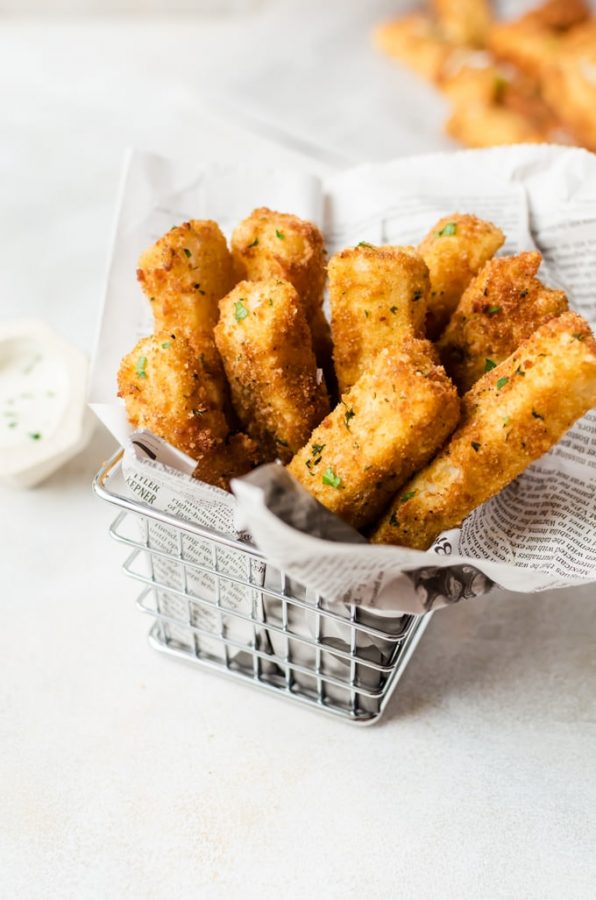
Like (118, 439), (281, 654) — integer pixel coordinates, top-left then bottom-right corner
(0, 336), (69, 450)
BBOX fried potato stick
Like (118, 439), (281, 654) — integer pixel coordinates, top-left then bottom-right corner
(541, 22), (596, 152)
(418, 214), (505, 339)
(488, 0), (589, 82)
(445, 102), (551, 149)
(372, 13), (456, 83)
(328, 244), (430, 394)
(438, 251), (568, 392)
(287, 338), (460, 531)
(231, 208), (332, 372)
(431, 0), (492, 48)
(215, 279), (329, 463)
(137, 220), (235, 338)
(372, 312), (596, 549)
(118, 332), (230, 458)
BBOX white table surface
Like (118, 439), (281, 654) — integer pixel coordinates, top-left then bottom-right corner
(1, 8), (595, 899)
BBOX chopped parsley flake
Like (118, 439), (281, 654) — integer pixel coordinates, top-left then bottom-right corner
(344, 408), (355, 429)
(503, 416), (511, 427)
(29, 432), (42, 441)
(471, 441), (481, 452)
(357, 241), (373, 248)
(496, 376), (509, 390)
(8, 421), (17, 429)
(248, 238), (259, 248)
(311, 443), (325, 455)
(484, 358), (497, 372)
(389, 511), (399, 527)
(436, 222), (457, 237)
(515, 366), (525, 377)
(183, 248), (192, 258)
(400, 489), (417, 503)
(136, 356), (147, 379)
(390, 305), (398, 315)
(412, 289), (423, 302)
(275, 229), (285, 240)
(234, 300), (249, 322)
(531, 409), (544, 420)
(161, 341), (171, 349)
(487, 305), (502, 315)
(364, 310), (370, 318)
(193, 283), (206, 295)
(322, 467), (341, 489)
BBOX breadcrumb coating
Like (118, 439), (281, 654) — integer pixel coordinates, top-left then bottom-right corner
(137, 220), (235, 338)
(438, 251), (568, 392)
(372, 312), (596, 549)
(328, 243), (430, 394)
(215, 279), (329, 463)
(418, 213), (505, 339)
(231, 208), (332, 373)
(287, 337), (460, 530)
(117, 331), (230, 459)
(191, 432), (262, 492)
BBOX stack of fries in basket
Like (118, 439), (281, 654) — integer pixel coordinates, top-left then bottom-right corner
(117, 207), (596, 551)
(374, 0), (596, 150)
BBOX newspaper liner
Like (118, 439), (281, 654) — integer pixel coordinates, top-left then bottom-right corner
(92, 145), (596, 657)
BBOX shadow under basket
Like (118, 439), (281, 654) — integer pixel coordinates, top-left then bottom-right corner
(94, 450), (432, 725)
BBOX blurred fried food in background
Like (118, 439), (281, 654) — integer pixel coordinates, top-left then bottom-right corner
(373, 0), (596, 151)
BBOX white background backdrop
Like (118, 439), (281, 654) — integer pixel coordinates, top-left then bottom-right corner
(1, 2), (595, 897)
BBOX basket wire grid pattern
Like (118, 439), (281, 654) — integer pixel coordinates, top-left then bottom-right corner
(94, 451), (431, 725)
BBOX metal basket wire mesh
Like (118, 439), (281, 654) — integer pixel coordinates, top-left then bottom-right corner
(94, 450), (431, 724)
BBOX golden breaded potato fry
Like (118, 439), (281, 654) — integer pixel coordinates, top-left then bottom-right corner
(231, 208), (331, 371)
(516, 0), (589, 32)
(137, 220), (235, 337)
(541, 22), (596, 152)
(192, 432), (261, 492)
(328, 244), (430, 394)
(287, 338), (460, 531)
(418, 214), (505, 339)
(440, 61), (508, 105)
(445, 100), (553, 149)
(441, 62), (558, 132)
(117, 332), (230, 459)
(438, 251), (568, 392)
(487, 2), (588, 85)
(431, 0), (492, 48)
(215, 279), (329, 463)
(372, 13), (456, 83)
(373, 312), (596, 549)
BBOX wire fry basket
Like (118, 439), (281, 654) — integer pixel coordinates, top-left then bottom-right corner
(94, 450), (432, 725)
